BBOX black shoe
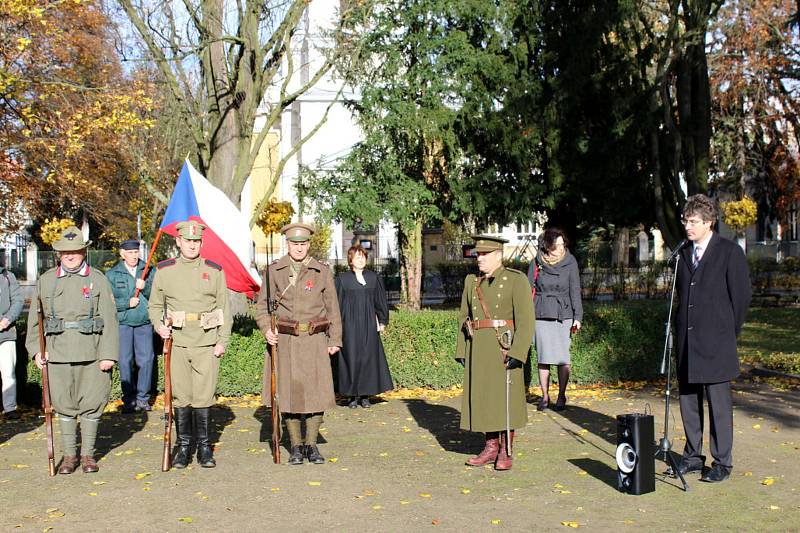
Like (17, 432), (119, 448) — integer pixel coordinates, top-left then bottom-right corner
(172, 446), (191, 469)
(136, 400), (152, 412)
(197, 445), (216, 468)
(348, 398), (358, 409)
(288, 445), (305, 465)
(121, 404), (136, 414)
(360, 397), (371, 408)
(667, 458), (704, 477)
(700, 463), (731, 483)
(552, 396), (567, 411)
(305, 444), (325, 464)
(537, 399), (549, 411)
(4, 410), (21, 420)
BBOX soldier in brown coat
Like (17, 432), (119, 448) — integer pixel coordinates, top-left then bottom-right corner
(256, 222), (342, 465)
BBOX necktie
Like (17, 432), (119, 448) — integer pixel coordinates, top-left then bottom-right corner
(693, 246), (702, 269)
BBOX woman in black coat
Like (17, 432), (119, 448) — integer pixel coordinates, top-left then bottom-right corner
(334, 245), (394, 408)
(527, 228), (583, 411)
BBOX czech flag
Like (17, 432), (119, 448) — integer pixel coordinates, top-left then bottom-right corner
(160, 160), (261, 297)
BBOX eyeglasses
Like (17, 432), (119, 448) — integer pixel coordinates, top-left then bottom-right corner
(682, 218), (707, 227)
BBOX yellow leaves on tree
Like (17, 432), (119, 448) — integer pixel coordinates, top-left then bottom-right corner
(721, 197), (757, 232)
(39, 218), (76, 245)
(0, 0), (157, 234)
(256, 200), (294, 236)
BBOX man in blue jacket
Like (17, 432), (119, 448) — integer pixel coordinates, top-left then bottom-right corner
(107, 239), (154, 413)
(1, 261), (24, 420)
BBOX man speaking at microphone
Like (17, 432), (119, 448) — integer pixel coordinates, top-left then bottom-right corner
(672, 194), (751, 483)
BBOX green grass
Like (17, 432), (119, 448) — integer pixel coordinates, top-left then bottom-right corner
(738, 307), (800, 373)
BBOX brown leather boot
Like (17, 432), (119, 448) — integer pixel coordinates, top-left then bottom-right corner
(58, 455), (80, 475)
(81, 455), (99, 473)
(466, 432), (500, 466)
(495, 431), (515, 471)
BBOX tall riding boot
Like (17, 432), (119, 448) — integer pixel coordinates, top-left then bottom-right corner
(79, 416), (100, 473)
(466, 432), (500, 466)
(57, 415), (79, 475)
(172, 407), (193, 469)
(194, 407), (216, 468)
(285, 415), (304, 465)
(495, 430), (515, 471)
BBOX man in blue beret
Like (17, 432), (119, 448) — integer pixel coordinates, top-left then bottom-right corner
(106, 239), (155, 413)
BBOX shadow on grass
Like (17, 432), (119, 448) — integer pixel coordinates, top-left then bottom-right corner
(568, 458), (617, 489)
(0, 408), (50, 445)
(732, 378), (800, 429)
(402, 399), (481, 456)
(551, 402), (620, 447)
(96, 410), (149, 459)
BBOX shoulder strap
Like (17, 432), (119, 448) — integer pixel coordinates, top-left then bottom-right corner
(474, 277), (493, 320)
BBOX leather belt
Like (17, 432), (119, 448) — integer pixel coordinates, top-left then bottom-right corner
(185, 313), (201, 321)
(470, 319), (514, 330)
(298, 323), (311, 332)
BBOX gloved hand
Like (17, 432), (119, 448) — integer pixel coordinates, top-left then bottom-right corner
(456, 358), (465, 367)
(505, 357), (523, 370)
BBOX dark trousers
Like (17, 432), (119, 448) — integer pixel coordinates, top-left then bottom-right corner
(678, 380), (734, 468)
(119, 324), (155, 405)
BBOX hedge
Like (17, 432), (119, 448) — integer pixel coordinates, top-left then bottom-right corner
(15, 300), (668, 403)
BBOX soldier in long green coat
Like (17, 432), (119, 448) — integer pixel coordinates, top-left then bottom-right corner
(456, 235), (534, 471)
(27, 226), (119, 474)
(149, 221), (231, 469)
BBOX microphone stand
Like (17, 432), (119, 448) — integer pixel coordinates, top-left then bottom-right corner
(655, 250), (689, 491)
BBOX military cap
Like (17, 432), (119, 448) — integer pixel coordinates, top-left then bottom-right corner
(120, 239), (140, 251)
(471, 234), (508, 253)
(280, 222), (315, 242)
(176, 220), (205, 240)
(52, 226), (91, 252)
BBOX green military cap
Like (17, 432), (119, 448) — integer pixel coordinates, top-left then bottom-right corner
(52, 225), (91, 252)
(281, 222), (315, 242)
(471, 234), (507, 252)
(176, 220), (205, 240)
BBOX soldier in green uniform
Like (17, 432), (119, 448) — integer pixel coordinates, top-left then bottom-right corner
(26, 226), (119, 474)
(455, 235), (534, 471)
(149, 220), (231, 469)
(256, 222), (342, 465)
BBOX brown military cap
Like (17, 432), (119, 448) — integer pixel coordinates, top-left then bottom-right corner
(281, 222), (315, 242)
(52, 226), (92, 252)
(471, 234), (508, 253)
(176, 220), (205, 240)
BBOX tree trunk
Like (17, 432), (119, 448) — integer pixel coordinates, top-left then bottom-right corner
(397, 221), (423, 310)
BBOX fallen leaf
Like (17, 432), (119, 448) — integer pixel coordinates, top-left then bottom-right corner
(178, 517), (193, 523)
(135, 472), (152, 480)
(432, 519), (440, 525)
(419, 493), (431, 498)
(328, 457), (338, 463)
(561, 521), (580, 528)
(372, 505), (383, 510)
(92, 481), (106, 485)
(761, 478), (775, 486)
(490, 519), (502, 525)
(88, 492), (97, 496)
(308, 481), (321, 486)
(11, 464), (29, 469)
(47, 511), (65, 518)
(461, 489), (471, 494)
(752, 424), (761, 429)
(743, 471), (753, 477)
(769, 505), (780, 510)
(46, 508), (58, 514)
(271, 488), (280, 492)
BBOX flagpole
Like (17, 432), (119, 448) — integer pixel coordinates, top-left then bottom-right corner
(134, 229), (163, 298)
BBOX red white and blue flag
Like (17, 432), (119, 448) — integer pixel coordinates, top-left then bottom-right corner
(160, 160), (261, 296)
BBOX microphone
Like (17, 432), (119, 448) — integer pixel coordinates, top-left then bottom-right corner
(668, 239), (689, 262)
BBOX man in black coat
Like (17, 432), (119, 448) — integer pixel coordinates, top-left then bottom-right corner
(673, 194), (751, 483)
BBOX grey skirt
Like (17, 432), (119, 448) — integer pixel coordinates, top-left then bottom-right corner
(534, 318), (573, 365)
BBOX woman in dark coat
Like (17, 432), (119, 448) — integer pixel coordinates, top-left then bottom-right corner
(334, 245), (393, 408)
(527, 228), (583, 411)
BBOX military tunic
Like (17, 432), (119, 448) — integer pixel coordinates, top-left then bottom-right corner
(25, 264), (119, 418)
(149, 256), (231, 408)
(455, 266), (534, 432)
(256, 255), (342, 413)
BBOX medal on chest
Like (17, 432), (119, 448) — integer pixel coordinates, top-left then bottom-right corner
(82, 283), (93, 298)
(304, 280), (314, 291)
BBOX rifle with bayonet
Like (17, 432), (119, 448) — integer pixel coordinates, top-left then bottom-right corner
(266, 265), (281, 464)
(36, 296), (56, 476)
(161, 297), (174, 471)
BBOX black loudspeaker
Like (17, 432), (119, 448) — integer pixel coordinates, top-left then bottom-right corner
(615, 413), (655, 495)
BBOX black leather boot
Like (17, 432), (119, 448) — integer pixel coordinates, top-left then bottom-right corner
(288, 445), (305, 465)
(194, 407), (216, 468)
(305, 444), (325, 464)
(172, 407), (193, 469)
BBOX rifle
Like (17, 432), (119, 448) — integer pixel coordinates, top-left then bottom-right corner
(266, 265), (281, 464)
(161, 299), (174, 472)
(36, 297), (56, 477)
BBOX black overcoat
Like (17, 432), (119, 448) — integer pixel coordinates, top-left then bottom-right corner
(675, 232), (751, 384)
